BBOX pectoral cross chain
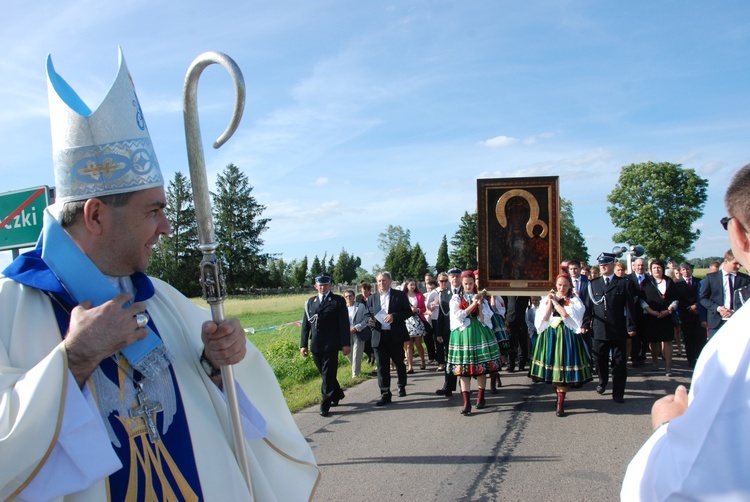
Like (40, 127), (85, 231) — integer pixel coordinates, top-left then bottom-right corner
(130, 388), (163, 444)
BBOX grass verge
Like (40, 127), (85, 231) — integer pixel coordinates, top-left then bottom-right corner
(192, 293), (374, 413)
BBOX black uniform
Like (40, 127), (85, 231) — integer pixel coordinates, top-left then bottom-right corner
(583, 275), (637, 402)
(301, 292), (350, 413)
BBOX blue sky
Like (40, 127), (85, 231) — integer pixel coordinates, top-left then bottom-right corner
(2, 1), (749, 274)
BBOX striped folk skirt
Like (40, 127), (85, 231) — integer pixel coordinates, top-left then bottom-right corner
(528, 324), (593, 387)
(490, 313), (511, 355)
(447, 317), (502, 377)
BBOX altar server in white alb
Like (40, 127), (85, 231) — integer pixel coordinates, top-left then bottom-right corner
(621, 163), (750, 501)
(0, 48), (319, 501)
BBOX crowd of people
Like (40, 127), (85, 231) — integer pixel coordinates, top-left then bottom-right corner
(301, 249), (750, 420)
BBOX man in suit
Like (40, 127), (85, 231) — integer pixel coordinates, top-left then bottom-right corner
(300, 273), (351, 417)
(435, 268), (462, 397)
(568, 260), (589, 304)
(699, 249), (750, 338)
(675, 262), (706, 368)
(506, 296), (531, 372)
(583, 252), (638, 403)
(627, 257), (649, 366)
(367, 271), (413, 406)
(567, 260), (591, 356)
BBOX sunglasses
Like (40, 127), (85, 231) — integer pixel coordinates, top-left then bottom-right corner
(722, 216), (749, 233)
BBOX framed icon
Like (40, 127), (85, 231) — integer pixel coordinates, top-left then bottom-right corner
(477, 176), (560, 295)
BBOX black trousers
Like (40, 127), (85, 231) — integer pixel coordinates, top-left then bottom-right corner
(681, 318), (706, 367)
(374, 332), (407, 396)
(441, 330), (457, 391)
(592, 338), (628, 399)
(631, 319), (648, 362)
(312, 350), (341, 405)
(423, 321), (436, 361)
(508, 321), (530, 365)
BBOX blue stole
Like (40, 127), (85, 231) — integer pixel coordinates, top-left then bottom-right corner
(41, 209), (169, 379)
(4, 245), (204, 500)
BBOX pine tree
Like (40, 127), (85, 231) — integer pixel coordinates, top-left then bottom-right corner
(409, 243), (429, 278)
(212, 163), (270, 293)
(450, 211), (478, 270)
(435, 235), (450, 273)
(148, 171), (202, 297)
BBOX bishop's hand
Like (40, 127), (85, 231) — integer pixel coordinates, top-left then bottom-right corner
(201, 317), (248, 386)
(65, 293), (150, 388)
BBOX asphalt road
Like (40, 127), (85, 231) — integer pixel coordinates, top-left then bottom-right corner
(293, 354), (693, 502)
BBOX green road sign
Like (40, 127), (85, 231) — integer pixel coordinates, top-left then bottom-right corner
(0, 186), (50, 251)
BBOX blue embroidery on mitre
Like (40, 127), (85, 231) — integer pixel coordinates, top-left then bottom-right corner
(47, 47), (163, 202)
(54, 137), (162, 200)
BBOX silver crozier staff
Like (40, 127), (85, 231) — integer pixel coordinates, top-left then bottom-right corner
(182, 52), (252, 491)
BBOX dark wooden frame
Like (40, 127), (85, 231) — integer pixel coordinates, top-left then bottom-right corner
(477, 176), (560, 295)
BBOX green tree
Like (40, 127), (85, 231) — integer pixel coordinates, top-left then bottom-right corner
(378, 225), (412, 256)
(384, 242), (412, 281)
(213, 163), (271, 293)
(293, 256), (308, 287)
(309, 255), (323, 282)
(607, 162), (708, 261)
(267, 257), (290, 288)
(409, 243), (429, 278)
(450, 211), (478, 270)
(435, 234), (450, 274)
(332, 249), (362, 284)
(148, 171), (202, 297)
(560, 198), (590, 264)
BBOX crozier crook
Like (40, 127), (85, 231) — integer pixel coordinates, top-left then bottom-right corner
(183, 52), (252, 492)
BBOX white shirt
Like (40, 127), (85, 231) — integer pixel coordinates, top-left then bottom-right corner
(621, 302), (750, 500)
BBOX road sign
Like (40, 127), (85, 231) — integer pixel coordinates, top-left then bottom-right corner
(0, 186), (50, 251)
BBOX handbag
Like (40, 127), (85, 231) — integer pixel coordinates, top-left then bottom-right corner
(405, 314), (426, 336)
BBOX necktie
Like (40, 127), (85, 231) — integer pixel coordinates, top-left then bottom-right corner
(605, 277), (610, 287)
(729, 274), (735, 310)
(687, 278), (691, 287)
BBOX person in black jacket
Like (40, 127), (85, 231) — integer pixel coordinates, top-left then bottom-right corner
(583, 252), (638, 403)
(366, 271), (413, 406)
(674, 262), (706, 368)
(300, 273), (351, 416)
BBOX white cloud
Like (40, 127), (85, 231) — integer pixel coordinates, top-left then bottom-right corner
(480, 135), (519, 148)
(313, 177), (328, 186)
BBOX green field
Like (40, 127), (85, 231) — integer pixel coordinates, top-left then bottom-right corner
(192, 294), (375, 413)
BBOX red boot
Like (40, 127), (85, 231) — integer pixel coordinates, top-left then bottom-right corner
(556, 391), (566, 417)
(476, 387), (486, 409)
(460, 391), (472, 415)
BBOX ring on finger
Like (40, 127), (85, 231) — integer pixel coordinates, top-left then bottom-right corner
(135, 312), (150, 329)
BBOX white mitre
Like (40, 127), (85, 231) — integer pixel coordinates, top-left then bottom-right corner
(47, 47), (163, 202)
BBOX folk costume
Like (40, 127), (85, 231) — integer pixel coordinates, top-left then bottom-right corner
(0, 49), (319, 501)
(489, 295), (511, 355)
(528, 295), (592, 388)
(446, 293), (502, 377)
